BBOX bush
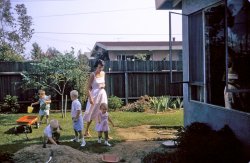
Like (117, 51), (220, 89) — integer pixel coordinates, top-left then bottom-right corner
(120, 95), (151, 112)
(0, 95), (20, 113)
(142, 122), (248, 163)
(150, 96), (173, 113)
(0, 152), (14, 163)
(171, 96), (183, 109)
(108, 96), (123, 111)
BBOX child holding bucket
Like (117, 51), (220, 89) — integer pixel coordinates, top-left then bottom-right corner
(31, 89), (51, 125)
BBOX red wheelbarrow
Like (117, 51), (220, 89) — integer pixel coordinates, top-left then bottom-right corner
(14, 106), (39, 140)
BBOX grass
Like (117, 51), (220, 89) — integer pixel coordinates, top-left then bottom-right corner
(0, 110), (183, 154)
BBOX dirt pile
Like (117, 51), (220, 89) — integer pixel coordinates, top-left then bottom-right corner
(13, 145), (100, 163)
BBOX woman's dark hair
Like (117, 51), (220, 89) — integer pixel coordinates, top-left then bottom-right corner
(94, 59), (105, 68)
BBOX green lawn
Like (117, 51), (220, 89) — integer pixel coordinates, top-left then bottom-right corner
(0, 110), (183, 153)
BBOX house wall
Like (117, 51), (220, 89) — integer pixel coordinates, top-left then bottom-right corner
(108, 50), (181, 61)
(182, 0), (250, 147)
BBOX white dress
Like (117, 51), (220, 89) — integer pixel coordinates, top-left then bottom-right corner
(83, 72), (107, 122)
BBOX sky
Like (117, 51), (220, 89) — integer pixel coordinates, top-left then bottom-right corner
(11, 0), (182, 57)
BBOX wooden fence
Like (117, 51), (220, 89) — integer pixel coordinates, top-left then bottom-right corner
(0, 61), (183, 104)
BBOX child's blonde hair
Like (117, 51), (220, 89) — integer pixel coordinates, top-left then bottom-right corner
(100, 103), (108, 110)
(70, 90), (78, 98)
(38, 89), (45, 94)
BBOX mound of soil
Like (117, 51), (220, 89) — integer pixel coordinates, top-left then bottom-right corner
(13, 141), (174, 163)
(13, 145), (100, 163)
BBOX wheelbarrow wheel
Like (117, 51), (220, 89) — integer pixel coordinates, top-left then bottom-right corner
(24, 125), (32, 133)
(35, 122), (40, 129)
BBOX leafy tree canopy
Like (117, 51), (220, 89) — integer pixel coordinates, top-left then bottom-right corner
(22, 50), (90, 102)
(0, 43), (24, 61)
(0, 0), (34, 55)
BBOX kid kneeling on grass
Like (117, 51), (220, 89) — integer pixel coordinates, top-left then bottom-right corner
(70, 90), (86, 147)
(31, 89), (51, 125)
(43, 119), (62, 148)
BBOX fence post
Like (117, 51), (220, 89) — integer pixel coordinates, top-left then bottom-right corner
(124, 60), (128, 104)
(124, 72), (128, 104)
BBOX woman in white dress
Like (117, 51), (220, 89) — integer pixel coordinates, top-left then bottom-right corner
(83, 59), (107, 137)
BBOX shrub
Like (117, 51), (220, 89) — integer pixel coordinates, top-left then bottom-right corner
(150, 96), (173, 113)
(150, 97), (162, 113)
(108, 96), (123, 111)
(142, 123), (248, 163)
(171, 96), (183, 109)
(120, 95), (151, 112)
(0, 152), (14, 163)
(174, 123), (247, 163)
(0, 95), (20, 113)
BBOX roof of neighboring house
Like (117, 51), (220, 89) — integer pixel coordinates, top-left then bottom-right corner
(96, 41), (182, 47)
(155, 0), (182, 10)
(91, 41), (182, 56)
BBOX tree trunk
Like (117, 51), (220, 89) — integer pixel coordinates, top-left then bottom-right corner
(61, 95), (64, 118)
(64, 95), (67, 117)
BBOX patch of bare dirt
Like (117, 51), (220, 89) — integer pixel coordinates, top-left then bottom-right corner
(108, 141), (176, 163)
(116, 125), (178, 141)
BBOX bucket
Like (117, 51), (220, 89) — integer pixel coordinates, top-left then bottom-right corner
(27, 106), (34, 113)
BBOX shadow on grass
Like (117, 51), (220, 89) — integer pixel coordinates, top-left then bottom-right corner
(150, 125), (183, 130)
(59, 135), (123, 154)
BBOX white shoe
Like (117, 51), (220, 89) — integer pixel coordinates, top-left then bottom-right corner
(81, 140), (86, 147)
(104, 141), (111, 146)
(97, 138), (102, 143)
(70, 138), (79, 142)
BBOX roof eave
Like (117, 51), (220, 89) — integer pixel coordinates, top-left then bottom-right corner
(155, 0), (182, 10)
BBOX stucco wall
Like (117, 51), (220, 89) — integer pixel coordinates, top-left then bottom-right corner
(182, 0), (250, 147)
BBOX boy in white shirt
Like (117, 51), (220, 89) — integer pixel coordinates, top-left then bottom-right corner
(70, 90), (86, 147)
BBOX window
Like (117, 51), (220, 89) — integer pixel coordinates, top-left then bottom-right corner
(189, 11), (205, 102)
(225, 0), (250, 111)
(190, 0), (250, 112)
(204, 2), (225, 106)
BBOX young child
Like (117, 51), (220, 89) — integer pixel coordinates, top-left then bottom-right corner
(96, 103), (114, 146)
(43, 119), (61, 148)
(70, 90), (86, 147)
(31, 89), (51, 125)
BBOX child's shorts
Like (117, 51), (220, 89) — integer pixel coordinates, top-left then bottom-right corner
(73, 116), (83, 132)
(39, 109), (50, 116)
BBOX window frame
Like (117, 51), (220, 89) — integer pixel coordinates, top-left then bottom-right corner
(169, 11), (188, 84)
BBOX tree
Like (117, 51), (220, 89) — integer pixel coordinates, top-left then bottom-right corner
(30, 42), (43, 60)
(0, 44), (24, 61)
(77, 50), (89, 65)
(0, 0), (33, 54)
(44, 47), (60, 59)
(21, 52), (90, 117)
(135, 53), (147, 61)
